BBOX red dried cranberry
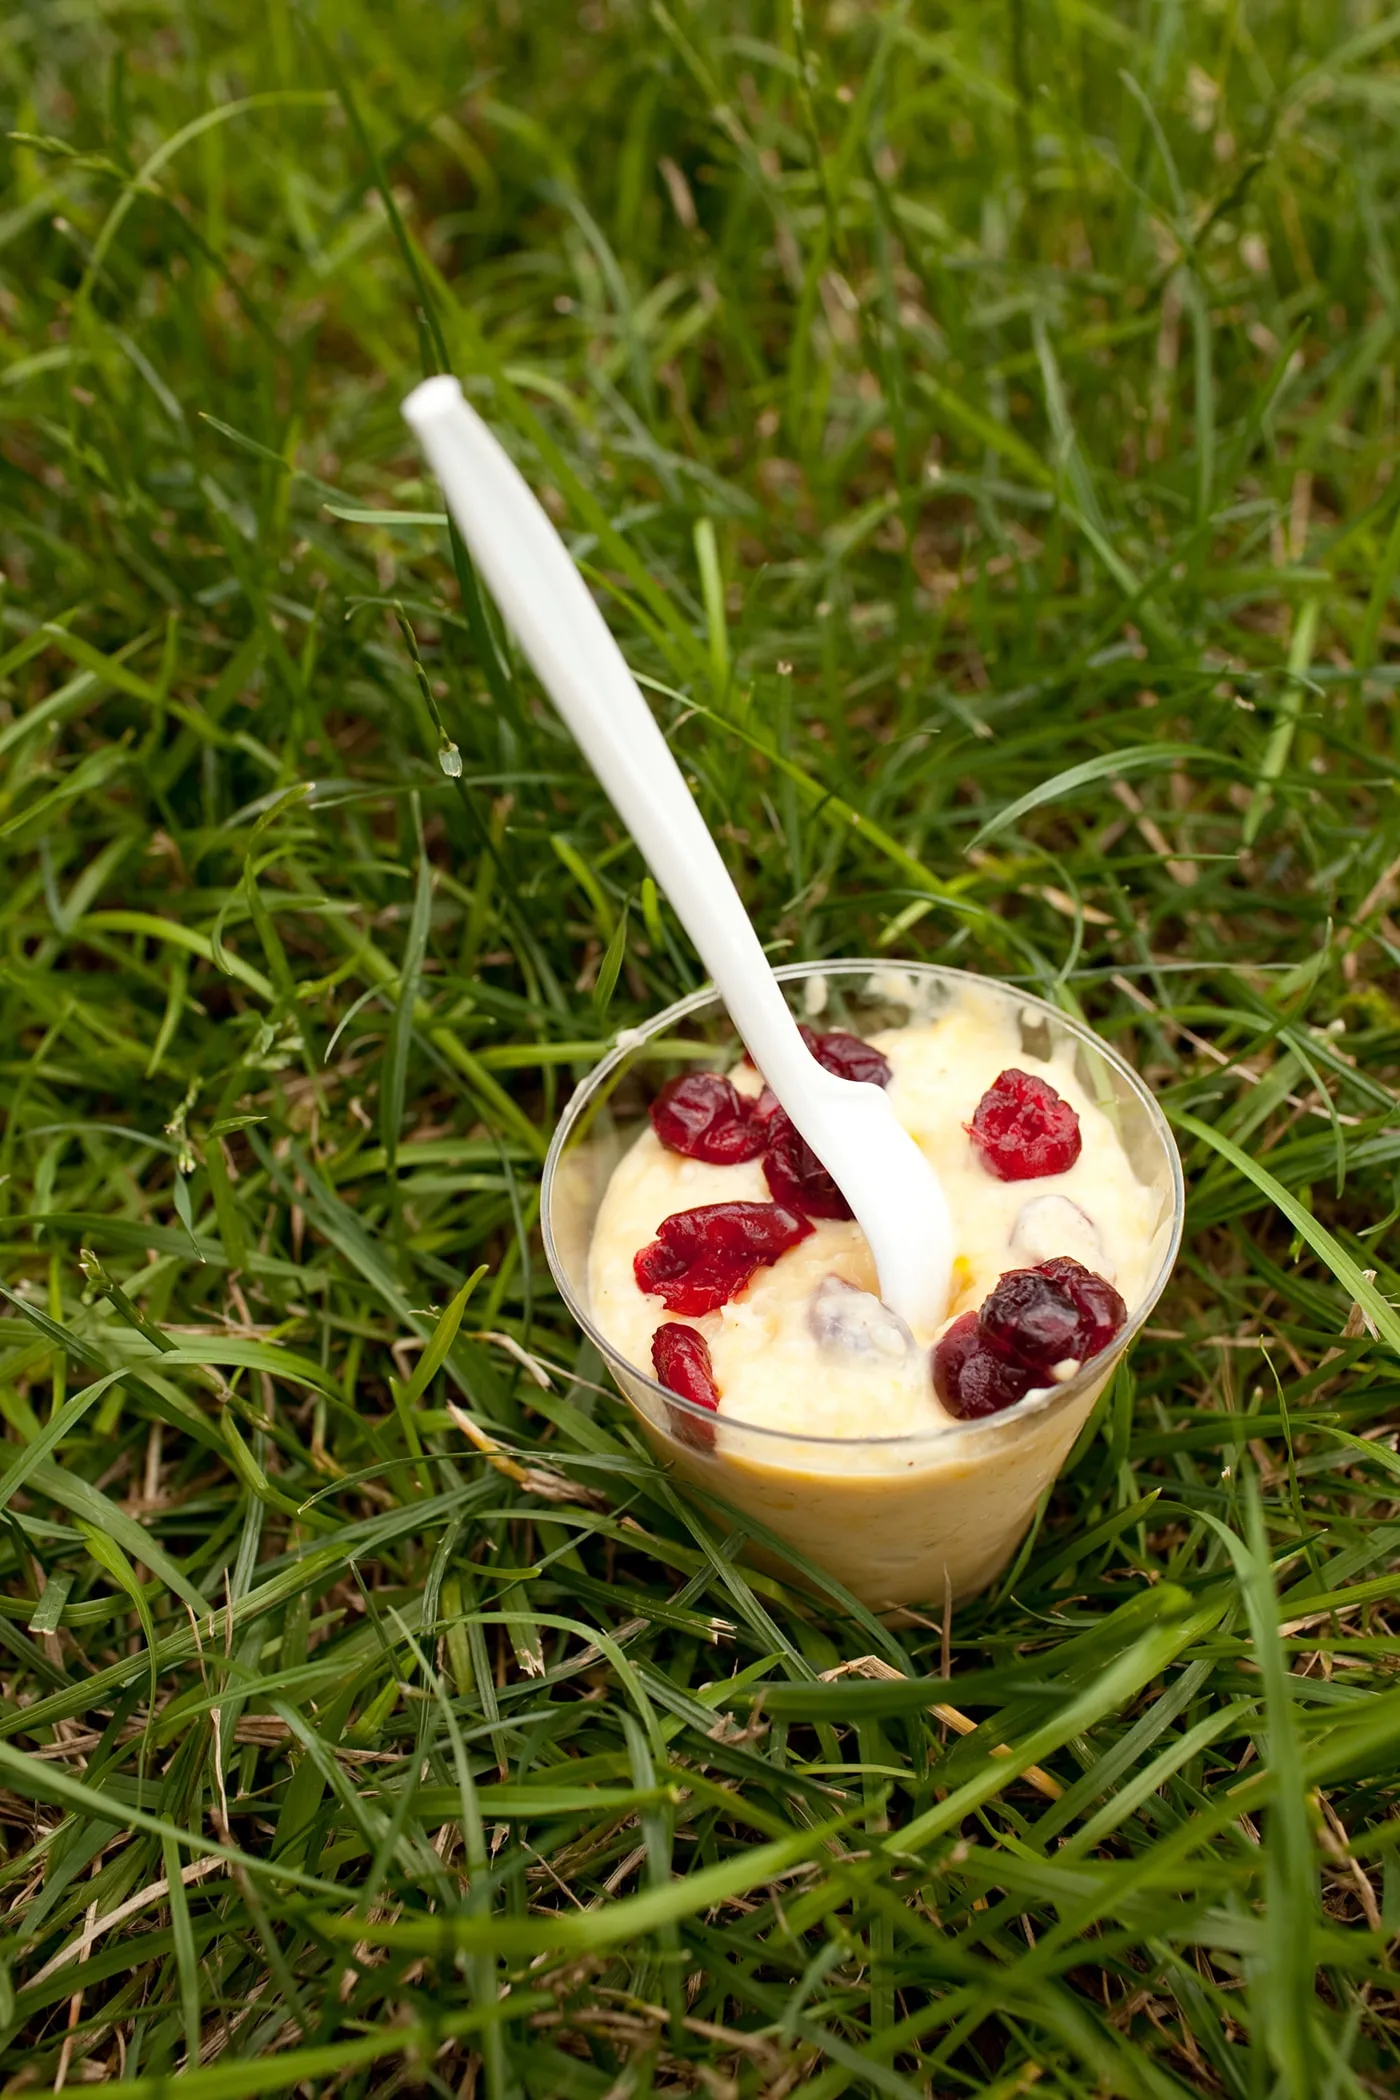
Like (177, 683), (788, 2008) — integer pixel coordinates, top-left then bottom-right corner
(799, 1025), (893, 1089)
(650, 1072), (765, 1164)
(761, 1109), (852, 1219)
(634, 1201), (813, 1315)
(652, 1323), (720, 1452)
(1037, 1256), (1126, 1358)
(978, 1258), (1126, 1377)
(731, 1084), (786, 1147)
(980, 1268), (1084, 1374)
(968, 1068), (1082, 1181)
(933, 1312), (1035, 1420)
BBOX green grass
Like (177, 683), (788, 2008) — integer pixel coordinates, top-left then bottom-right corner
(1, 0), (1400, 2091)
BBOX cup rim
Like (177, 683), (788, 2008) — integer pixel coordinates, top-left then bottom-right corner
(541, 959), (1185, 1451)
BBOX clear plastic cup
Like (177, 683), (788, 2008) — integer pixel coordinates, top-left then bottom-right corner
(542, 961), (1184, 1611)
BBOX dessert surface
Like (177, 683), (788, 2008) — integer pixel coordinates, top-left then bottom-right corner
(587, 986), (1157, 1447)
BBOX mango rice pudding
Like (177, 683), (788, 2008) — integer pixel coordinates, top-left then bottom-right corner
(581, 981), (1170, 1602)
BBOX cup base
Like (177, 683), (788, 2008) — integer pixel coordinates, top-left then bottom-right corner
(636, 1365), (1105, 1611)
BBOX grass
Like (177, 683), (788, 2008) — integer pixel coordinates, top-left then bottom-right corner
(1, 0), (1399, 2090)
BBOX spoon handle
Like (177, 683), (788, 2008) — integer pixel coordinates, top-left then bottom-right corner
(404, 376), (953, 1331)
(403, 376), (816, 1096)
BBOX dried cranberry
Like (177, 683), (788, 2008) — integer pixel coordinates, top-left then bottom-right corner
(650, 1072), (766, 1164)
(933, 1312), (1035, 1421)
(652, 1323), (720, 1452)
(634, 1201), (813, 1315)
(761, 1109), (852, 1219)
(1037, 1256), (1126, 1358)
(978, 1258), (1126, 1377)
(799, 1025), (892, 1089)
(934, 1254), (1125, 1421)
(980, 1268), (1085, 1374)
(710, 1079), (784, 1143)
(968, 1068), (1082, 1181)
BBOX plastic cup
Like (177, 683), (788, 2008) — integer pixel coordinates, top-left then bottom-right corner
(542, 961), (1184, 1611)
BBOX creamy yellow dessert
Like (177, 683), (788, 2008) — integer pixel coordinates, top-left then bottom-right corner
(582, 984), (1169, 1606)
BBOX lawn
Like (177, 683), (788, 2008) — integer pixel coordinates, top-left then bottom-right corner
(2, 0), (1399, 2092)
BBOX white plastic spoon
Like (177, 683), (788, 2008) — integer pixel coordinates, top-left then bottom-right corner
(402, 375), (952, 1332)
